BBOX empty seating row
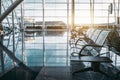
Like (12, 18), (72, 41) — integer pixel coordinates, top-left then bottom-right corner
(70, 28), (95, 47)
(71, 29), (111, 57)
(75, 29), (102, 50)
(77, 30), (110, 57)
(70, 29), (113, 77)
(75, 28), (96, 46)
(70, 28), (96, 54)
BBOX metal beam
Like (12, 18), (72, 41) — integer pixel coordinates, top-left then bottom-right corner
(2, 3), (11, 28)
(10, 0), (21, 28)
(0, 0), (5, 73)
(0, 0), (23, 22)
(0, 42), (34, 73)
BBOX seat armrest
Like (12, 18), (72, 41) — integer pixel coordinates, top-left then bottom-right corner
(78, 44), (103, 57)
(71, 52), (79, 57)
(75, 37), (90, 45)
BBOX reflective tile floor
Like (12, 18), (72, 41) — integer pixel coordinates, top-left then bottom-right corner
(35, 63), (120, 80)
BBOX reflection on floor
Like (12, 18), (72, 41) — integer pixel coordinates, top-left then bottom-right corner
(35, 63), (120, 80)
(24, 32), (69, 67)
(35, 67), (71, 80)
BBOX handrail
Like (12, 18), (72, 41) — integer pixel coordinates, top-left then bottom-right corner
(0, 0), (23, 22)
(0, 42), (34, 73)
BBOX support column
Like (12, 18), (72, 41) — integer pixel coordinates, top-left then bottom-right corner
(71, 0), (75, 30)
(90, 0), (94, 27)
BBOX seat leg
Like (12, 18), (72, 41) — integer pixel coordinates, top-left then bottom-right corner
(72, 67), (93, 75)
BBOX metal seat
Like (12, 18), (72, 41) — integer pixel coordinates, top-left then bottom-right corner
(70, 30), (112, 77)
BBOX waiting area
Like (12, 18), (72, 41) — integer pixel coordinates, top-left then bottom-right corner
(1, 0), (120, 80)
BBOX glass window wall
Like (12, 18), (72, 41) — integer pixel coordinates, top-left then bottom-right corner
(1, 0), (120, 74)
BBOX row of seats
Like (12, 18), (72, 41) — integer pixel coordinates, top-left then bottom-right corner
(70, 28), (114, 78)
(69, 28), (94, 54)
(70, 28), (96, 53)
(70, 28), (120, 58)
(70, 28), (110, 57)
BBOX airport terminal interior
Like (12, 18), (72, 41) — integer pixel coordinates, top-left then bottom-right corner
(1, 0), (120, 80)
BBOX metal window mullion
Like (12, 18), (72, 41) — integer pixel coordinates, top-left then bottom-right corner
(21, 1), (25, 63)
(66, 0), (69, 66)
(2, 3), (11, 28)
(12, 14), (15, 65)
(42, 0), (46, 67)
(10, 0), (19, 24)
(11, 1), (15, 66)
(113, 0), (116, 24)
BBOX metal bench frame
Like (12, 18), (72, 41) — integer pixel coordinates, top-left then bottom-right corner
(70, 30), (112, 77)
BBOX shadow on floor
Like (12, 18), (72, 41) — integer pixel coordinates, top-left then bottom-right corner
(35, 64), (120, 80)
(0, 67), (41, 80)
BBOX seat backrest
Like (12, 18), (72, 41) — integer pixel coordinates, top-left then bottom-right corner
(90, 29), (102, 42)
(95, 30), (110, 45)
(86, 28), (92, 36)
(118, 30), (120, 36)
(88, 30), (110, 56)
(86, 28), (95, 38)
